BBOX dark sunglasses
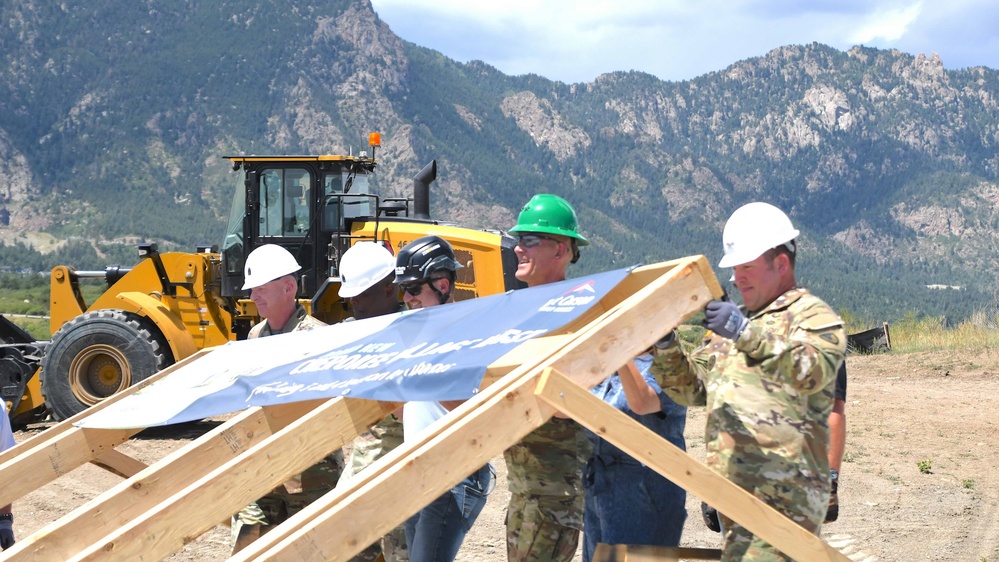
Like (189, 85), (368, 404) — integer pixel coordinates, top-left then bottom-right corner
(516, 234), (560, 248)
(401, 279), (430, 296)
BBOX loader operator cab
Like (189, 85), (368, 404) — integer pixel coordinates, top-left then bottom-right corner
(220, 133), (524, 336)
(220, 152), (378, 303)
(1, 135), (526, 424)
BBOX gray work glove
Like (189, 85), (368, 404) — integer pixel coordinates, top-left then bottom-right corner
(0, 518), (14, 550)
(703, 300), (748, 341)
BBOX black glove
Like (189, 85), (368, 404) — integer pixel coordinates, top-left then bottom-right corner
(825, 468), (839, 523)
(0, 518), (14, 550)
(653, 330), (676, 350)
(700, 501), (721, 533)
(703, 300), (748, 341)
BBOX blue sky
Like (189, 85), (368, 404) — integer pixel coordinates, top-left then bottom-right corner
(369, 0), (999, 83)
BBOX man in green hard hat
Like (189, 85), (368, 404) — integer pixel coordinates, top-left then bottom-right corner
(507, 193), (588, 286)
(503, 193), (590, 562)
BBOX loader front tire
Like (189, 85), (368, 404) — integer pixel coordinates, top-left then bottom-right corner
(42, 310), (172, 421)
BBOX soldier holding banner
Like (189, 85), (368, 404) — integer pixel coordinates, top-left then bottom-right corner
(394, 235), (494, 562)
(231, 244), (343, 553)
(503, 194), (591, 562)
(336, 241), (410, 562)
(651, 202), (846, 561)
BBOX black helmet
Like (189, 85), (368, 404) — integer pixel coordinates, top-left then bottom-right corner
(394, 235), (463, 285)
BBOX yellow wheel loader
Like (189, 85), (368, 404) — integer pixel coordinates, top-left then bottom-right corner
(0, 134), (524, 424)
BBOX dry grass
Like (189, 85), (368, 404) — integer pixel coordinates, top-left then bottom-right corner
(882, 309), (999, 353)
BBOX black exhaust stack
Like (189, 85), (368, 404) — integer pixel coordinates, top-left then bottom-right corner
(413, 160), (436, 220)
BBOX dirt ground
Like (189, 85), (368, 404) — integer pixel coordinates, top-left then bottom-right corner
(9, 348), (999, 561)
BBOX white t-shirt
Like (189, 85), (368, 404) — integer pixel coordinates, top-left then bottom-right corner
(402, 401), (449, 441)
(1, 410), (16, 451)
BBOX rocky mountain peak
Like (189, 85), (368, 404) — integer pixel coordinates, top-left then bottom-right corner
(0, 3), (997, 319)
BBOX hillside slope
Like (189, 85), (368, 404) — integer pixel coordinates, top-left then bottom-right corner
(1, 0), (998, 321)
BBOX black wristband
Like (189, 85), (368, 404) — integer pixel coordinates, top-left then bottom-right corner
(0, 513), (12, 522)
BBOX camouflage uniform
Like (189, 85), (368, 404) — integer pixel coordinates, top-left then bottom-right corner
(231, 305), (346, 553)
(651, 288), (845, 562)
(504, 417), (590, 562)
(343, 414), (409, 562)
(324, 303), (408, 562)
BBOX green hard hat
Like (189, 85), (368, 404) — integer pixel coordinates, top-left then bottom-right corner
(509, 194), (589, 246)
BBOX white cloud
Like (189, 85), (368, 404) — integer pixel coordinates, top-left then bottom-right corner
(848, 2), (923, 44)
(370, 0), (999, 82)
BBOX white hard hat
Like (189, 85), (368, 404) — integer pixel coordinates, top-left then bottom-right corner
(242, 244), (301, 290)
(338, 242), (396, 298)
(718, 202), (800, 268)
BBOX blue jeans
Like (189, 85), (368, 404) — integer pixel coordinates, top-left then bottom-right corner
(405, 463), (493, 562)
(582, 455), (687, 562)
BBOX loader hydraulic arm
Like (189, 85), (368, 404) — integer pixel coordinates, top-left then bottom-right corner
(138, 243), (194, 297)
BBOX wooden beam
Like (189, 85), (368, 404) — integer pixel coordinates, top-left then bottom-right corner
(90, 449), (148, 479)
(0, 349), (213, 467)
(5, 400), (328, 561)
(62, 397), (398, 562)
(0, 425), (136, 508)
(534, 368), (851, 562)
(482, 333), (573, 383)
(545, 257), (723, 390)
(233, 354), (559, 561)
(9, 256), (730, 561)
(231, 256), (719, 561)
(592, 544), (722, 561)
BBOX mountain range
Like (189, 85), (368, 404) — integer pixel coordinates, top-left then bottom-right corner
(2, 0), (998, 324)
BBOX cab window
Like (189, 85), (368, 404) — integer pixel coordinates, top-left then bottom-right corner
(260, 168), (310, 237)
